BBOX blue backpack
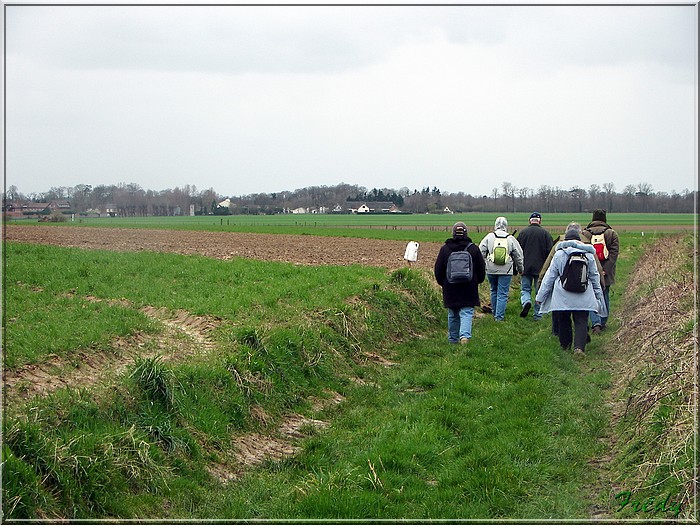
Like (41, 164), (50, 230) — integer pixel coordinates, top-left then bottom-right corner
(446, 244), (474, 284)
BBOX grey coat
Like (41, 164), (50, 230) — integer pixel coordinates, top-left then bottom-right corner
(535, 240), (607, 315)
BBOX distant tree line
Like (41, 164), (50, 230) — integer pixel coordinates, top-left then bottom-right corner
(347, 188), (405, 207)
(3, 181), (696, 216)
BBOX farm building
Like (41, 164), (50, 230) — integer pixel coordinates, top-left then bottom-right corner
(47, 200), (72, 213)
(346, 201), (401, 214)
(4, 200), (73, 217)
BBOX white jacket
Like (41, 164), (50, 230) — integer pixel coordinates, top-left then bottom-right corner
(479, 230), (524, 276)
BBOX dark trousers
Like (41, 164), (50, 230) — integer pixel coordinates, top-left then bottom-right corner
(554, 310), (589, 350)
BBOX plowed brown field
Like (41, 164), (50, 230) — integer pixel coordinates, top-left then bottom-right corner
(5, 225), (443, 272)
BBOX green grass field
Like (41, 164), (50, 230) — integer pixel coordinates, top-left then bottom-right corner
(2, 223), (695, 520)
(11, 212), (696, 231)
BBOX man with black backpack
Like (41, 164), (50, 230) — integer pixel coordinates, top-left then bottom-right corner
(581, 209), (619, 334)
(535, 223), (607, 356)
(434, 222), (486, 345)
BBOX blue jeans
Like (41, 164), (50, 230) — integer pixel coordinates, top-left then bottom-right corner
(487, 274), (512, 321)
(448, 306), (474, 342)
(520, 274), (542, 319)
(590, 285), (611, 328)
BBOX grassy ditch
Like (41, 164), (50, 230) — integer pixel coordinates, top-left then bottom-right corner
(3, 233), (693, 519)
(3, 243), (442, 518)
(591, 233), (697, 520)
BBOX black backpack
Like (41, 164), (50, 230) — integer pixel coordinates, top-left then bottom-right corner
(560, 252), (589, 293)
(446, 244), (474, 284)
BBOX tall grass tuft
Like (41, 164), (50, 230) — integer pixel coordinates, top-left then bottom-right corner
(130, 356), (179, 410)
(3, 404), (170, 518)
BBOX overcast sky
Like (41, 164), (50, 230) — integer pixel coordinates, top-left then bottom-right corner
(4, 3), (698, 199)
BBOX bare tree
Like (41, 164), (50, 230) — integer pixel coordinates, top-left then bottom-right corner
(622, 184), (637, 213)
(602, 182), (615, 211)
(501, 182), (516, 212)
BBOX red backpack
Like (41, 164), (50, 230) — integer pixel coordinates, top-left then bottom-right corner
(588, 228), (609, 261)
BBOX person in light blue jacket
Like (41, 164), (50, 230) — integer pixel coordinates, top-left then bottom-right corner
(535, 222), (607, 356)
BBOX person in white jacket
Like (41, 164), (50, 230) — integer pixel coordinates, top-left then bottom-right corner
(479, 216), (524, 321)
(535, 222), (607, 356)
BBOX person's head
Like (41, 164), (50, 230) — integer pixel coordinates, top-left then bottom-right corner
(564, 222), (582, 241)
(529, 212), (542, 225)
(592, 209), (607, 222)
(495, 216), (508, 232)
(452, 221), (467, 239)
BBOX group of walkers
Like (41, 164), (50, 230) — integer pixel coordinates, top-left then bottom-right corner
(434, 209), (619, 356)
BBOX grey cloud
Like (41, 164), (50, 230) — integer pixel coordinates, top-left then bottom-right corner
(8, 5), (693, 77)
(6, 5), (407, 75)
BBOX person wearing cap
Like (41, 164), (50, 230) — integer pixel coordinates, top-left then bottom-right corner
(535, 222), (607, 356)
(434, 222), (486, 344)
(581, 209), (619, 333)
(516, 212), (554, 320)
(479, 216), (524, 322)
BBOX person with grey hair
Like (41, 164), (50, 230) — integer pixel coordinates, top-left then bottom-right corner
(479, 216), (524, 321)
(535, 222), (607, 356)
(434, 222), (486, 344)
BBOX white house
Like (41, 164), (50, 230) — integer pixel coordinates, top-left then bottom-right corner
(347, 201), (401, 214)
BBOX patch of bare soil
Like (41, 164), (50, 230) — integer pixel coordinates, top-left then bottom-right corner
(207, 394), (344, 484)
(3, 299), (223, 403)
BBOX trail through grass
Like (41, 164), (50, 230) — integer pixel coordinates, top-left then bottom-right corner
(175, 315), (611, 520)
(4, 232), (693, 520)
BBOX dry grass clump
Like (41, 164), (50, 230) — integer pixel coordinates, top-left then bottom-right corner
(611, 234), (696, 513)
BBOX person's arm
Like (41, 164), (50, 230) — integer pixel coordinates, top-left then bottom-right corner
(479, 235), (490, 259)
(511, 237), (525, 274)
(470, 243), (487, 284)
(536, 251), (560, 305)
(545, 232), (554, 254)
(588, 254), (604, 301)
(606, 229), (620, 265)
(434, 247), (446, 285)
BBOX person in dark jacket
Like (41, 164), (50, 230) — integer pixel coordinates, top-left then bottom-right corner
(434, 222), (486, 345)
(516, 212), (553, 320)
(581, 209), (619, 333)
